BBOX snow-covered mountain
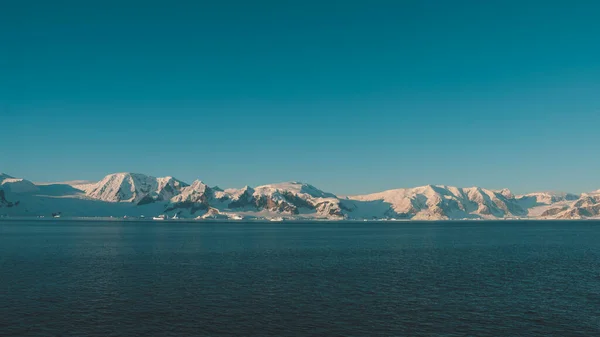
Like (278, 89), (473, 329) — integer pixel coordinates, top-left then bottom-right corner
(165, 181), (346, 219)
(0, 173), (39, 194)
(0, 173), (36, 209)
(75, 172), (188, 204)
(0, 171), (599, 220)
(530, 191), (600, 219)
(516, 191), (579, 208)
(347, 185), (527, 220)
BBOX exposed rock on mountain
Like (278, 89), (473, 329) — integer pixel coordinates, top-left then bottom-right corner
(76, 173), (187, 204)
(0, 189), (17, 208)
(349, 185), (526, 219)
(165, 180), (212, 214)
(1, 171), (599, 220)
(516, 192), (580, 208)
(536, 192), (600, 219)
(223, 186), (255, 209)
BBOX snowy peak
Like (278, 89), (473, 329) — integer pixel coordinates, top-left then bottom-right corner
(81, 172), (187, 204)
(167, 182), (343, 218)
(1, 170), (599, 220)
(0, 173), (14, 180)
(536, 192), (600, 219)
(215, 186), (255, 210)
(495, 188), (514, 199)
(0, 174), (39, 194)
(255, 182), (337, 199)
(350, 185), (525, 219)
(516, 191), (580, 208)
(165, 180), (213, 215)
(171, 180), (210, 203)
(188, 180), (209, 193)
(246, 182), (339, 215)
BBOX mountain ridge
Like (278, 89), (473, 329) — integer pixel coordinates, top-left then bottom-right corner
(1, 172), (598, 221)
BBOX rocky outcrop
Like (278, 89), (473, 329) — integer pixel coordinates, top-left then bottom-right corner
(165, 180), (212, 214)
(517, 192), (580, 208)
(349, 185), (527, 219)
(0, 189), (16, 208)
(3, 171), (600, 220)
(540, 206), (568, 217)
(79, 173), (187, 204)
(226, 186), (256, 208)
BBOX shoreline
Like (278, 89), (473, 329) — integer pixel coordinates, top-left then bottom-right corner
(1, 217), (599, 223)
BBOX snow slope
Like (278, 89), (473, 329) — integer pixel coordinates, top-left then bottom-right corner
(349, 185), (526, 220)
(165, 181), (346, 219)
(76, 173), (187, 204)
(0, 173), (39, 194)
(531, 192), (600, 219)
(1, 171), (599, 220)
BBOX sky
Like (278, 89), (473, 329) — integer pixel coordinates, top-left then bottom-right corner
(1, 0), (599, 195)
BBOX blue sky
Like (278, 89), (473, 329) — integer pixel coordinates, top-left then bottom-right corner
(2, 0), (599, 194)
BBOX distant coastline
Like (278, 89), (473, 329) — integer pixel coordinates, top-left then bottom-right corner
(1, 216), (599, 224)
(2, 172), (599, 221)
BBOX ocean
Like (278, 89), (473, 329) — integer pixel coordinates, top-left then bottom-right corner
(1, 220), (599, 336)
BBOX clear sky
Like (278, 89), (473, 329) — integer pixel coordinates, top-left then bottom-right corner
(2, 0), (599, 195)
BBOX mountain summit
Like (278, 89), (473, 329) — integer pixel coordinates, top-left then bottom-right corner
(75, 173), (187, 204)
(0, 172), (598, 220)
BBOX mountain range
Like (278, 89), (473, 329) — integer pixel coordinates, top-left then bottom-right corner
(1, 172), (598, 220)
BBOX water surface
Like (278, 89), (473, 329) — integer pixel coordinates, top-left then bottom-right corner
(1, 220), (599, 336)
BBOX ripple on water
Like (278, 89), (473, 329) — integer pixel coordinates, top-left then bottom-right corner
(1, 220), (600, 336)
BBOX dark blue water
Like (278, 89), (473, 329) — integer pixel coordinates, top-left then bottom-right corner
(1, 220), (600, 336)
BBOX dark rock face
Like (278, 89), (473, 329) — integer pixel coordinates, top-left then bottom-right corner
(165, 186), (212, 214)
(558, 208), (587, 218)
(165, 185), (317, 216)
(550, 195), (600, 218)
(192, 192), (211, 205)
(565, 193), (580, 201)
(573, 195), (600, 208)
(280, 191), (314, 210)
(0, 190), (16, 208)
(540, 207), (568, 217)
(582, 203), (600, 216)
(227, 187), (324, 215)
(162, 184), (174, 195)
(227, 189), (256, 209)
(115, 188), (124, 201)
(314, 201), (342, 217)
(254, 195), (299, 214)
